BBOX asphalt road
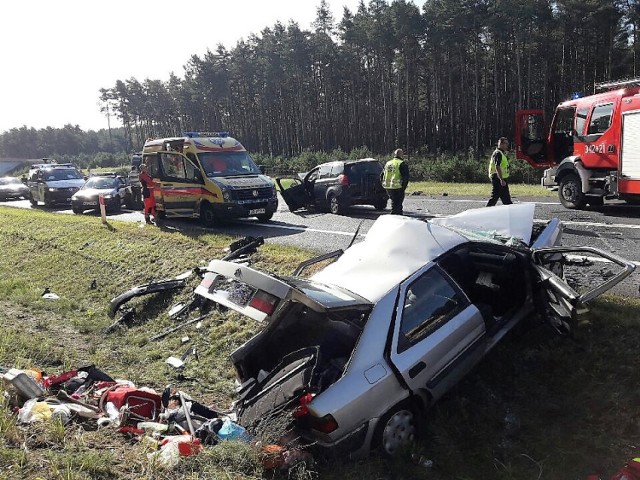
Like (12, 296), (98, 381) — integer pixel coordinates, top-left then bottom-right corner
(3, 193), (640, 298)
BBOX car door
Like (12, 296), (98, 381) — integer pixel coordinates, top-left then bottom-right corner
(156, 152), (202, 217)
(275, 177), (308, 212)
(389, 265), (487, 398)
(532, 246), (635, 334)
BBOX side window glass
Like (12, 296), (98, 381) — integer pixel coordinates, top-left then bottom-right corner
(330, 163), (344, 177)
(184, 158), (200, 181)
(588, 103), (613, 135)
(575, 108), (589, 134)
(160, 153), (187, 179)
(398, 268), (465, 353)
(318, 165), (332, 179)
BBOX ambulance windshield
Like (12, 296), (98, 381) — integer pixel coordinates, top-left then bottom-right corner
(199, 151), (261, 177)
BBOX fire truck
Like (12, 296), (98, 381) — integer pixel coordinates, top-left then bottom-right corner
(515, 79), (640, 208)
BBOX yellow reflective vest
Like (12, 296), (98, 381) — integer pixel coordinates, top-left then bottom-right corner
(488, 149), (509, 179)
(382, 158), (404, 189)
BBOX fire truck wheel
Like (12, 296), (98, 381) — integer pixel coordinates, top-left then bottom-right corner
(558, 173), (586, 209)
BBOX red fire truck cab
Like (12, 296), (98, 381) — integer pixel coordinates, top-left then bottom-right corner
(516, 79), (640, 208)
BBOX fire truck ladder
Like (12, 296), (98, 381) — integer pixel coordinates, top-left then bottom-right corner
(595, 78), (640, 93)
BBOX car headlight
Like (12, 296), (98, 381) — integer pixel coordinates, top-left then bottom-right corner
(48, 187), (58, 192)
(103, 194), (114, 199)
(221, 186), (232, 202)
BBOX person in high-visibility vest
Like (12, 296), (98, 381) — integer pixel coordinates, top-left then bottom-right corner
(381, 148), (410, 215)
(486, 137), (513, 207)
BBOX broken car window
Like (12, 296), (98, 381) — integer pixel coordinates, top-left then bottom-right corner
(398, 268), (465, 352)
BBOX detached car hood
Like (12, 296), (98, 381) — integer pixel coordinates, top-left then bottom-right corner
(209, 175), (273, 190)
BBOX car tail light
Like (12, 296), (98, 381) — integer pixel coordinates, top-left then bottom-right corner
(293, 392), (315, 418)
(310, 414), (339, 434)
(338, 174), (349, 186)
(249, 290), (279, 315)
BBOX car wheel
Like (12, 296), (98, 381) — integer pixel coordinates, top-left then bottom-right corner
(329, 194), (342, 215)
(200, 203), (216, 227)
(43, 194), (53, 208)
(558, 173), (586, 209)
(257, 211), (273, 222)
(72, 206), (83, 214)
(112, 201), (122, 213)
(375, 402), (417, 456)
(374, 197), (388, 211)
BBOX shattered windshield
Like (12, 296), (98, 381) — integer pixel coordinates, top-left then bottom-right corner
(199, 151), (261, 177)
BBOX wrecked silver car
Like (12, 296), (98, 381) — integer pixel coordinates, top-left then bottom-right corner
(195, 204), (635, 456)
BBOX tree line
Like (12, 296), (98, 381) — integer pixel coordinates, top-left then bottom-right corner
(2, 0), (640, 163)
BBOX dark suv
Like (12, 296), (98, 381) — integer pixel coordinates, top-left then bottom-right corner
(27, 163), (86, 208)
(277, 158), (388, 215)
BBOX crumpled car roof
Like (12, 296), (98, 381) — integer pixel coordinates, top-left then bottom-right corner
(310, 204), (536, 303)
(310, 215), (466, 303)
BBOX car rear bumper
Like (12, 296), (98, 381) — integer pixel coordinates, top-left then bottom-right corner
(298, 420), (374, 459)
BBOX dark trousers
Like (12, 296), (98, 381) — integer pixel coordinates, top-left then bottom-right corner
(387, 188), (405, 215)
(486, 175), (512, 207)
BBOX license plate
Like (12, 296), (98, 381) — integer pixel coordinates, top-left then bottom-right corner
(83, 201), (97, 206)
(249, 208), (265, 215)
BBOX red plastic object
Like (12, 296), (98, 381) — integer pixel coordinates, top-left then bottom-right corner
(105, 386), (161, 421)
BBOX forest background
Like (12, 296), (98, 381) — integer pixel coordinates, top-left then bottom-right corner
(1, 0), (638, 184)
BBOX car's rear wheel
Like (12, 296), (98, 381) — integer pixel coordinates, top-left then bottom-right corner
(200, 203), (216, 227)
(375, 402), (417, 456)
(329, 194), (342, 215)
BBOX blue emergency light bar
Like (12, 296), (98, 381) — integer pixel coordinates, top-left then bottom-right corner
(571, 92), (583, 100)
(183, 131), (230, 138)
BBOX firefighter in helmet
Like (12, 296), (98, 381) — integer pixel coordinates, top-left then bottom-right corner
(486, 137), (513, 207)
(381, 149), (410, 215)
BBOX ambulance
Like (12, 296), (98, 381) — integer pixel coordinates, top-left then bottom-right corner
(141, 132), (278, 225)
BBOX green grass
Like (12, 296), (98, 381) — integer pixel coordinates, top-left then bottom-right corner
(0, 206), (639, 479)
(407, 181), (556, 198)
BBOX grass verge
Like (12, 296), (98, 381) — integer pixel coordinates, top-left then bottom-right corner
(0, 206), (638, 480)
(407, 181), (556, 198)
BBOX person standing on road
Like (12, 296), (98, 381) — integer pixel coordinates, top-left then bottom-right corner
(486, 137), (513, 207)
(381, 148), (410, 215)
(138, 163), (157, 224)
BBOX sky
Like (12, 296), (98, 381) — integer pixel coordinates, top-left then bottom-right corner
(0, 0), (368, 134)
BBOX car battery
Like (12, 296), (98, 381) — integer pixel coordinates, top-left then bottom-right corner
(105, 386), (161, 422)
